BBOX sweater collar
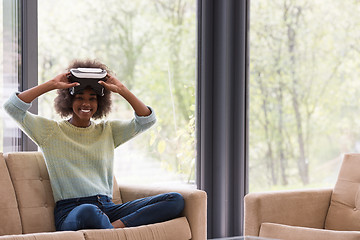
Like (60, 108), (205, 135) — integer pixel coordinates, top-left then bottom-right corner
(60, 119), (95, 131)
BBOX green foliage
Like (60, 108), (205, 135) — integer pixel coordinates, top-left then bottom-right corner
(250, 0), (360, 191)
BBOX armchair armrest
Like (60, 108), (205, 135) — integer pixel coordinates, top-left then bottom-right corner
(244, 188), (333, 236)
(118, 184), (207, 240)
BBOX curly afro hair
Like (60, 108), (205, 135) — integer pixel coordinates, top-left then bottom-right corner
(54, 59), (112, 119)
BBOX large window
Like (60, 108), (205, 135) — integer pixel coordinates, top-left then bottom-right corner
(0, 0), (4, 152)
(38, 0), (196, 186)
(1, 0), (22, 153)
(250, 0), (360, 192)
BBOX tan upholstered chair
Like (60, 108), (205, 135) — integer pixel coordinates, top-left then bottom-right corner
(244, 153), (360, 240)
(0, 152), (207, 240)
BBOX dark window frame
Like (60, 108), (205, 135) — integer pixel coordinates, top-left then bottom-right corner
(20, 0), (38, 151)
(197, 0), (249, 238)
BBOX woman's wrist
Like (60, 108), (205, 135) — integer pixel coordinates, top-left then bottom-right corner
(117, 85), (130, 97)
(18, 81), (54, 103)
(44, 79), (58, 91)
(122, 91), (151, 116)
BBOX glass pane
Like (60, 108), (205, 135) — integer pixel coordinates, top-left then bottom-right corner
(38, 0), (196, 186)
(1, 0), (22, 152)
(249, 0), (360, 192)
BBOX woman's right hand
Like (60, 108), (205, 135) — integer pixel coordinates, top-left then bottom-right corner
(50, 72), (79, 90)
(17, 72), (79, 103)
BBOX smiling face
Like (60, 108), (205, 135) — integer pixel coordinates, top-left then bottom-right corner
(69, 88), (98, 127)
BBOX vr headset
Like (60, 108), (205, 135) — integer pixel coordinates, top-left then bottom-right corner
(68, 68), (107, 96)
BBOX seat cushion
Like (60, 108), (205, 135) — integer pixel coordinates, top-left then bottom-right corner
(259, 223), (360, 240)
(0, 153), (22, 235)
(0, 231), (85, 240)
(325, 154), (360, 231)
(81, 217), (191, 240)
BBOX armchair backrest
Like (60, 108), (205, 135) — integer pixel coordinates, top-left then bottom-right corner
(0, 153), (22, 235)
(5, 151), (57, 233)
(325, 153), (360, 231)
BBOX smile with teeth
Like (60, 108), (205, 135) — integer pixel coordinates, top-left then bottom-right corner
(80, 109), (91, 113)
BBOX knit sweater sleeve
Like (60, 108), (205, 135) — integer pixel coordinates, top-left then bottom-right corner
(110, 106), (156, 148)
(3, 92), (57, 147)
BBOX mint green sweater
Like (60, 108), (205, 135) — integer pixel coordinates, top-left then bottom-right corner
(4, 92), (156, 202)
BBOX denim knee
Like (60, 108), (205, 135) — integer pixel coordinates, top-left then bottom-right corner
(61, 204), (113, 230)
(81, 204), (111, 227)
(77, 204), (102, 219)
(168, 192), (185, 216)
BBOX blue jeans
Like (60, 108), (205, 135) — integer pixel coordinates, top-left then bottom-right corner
(54, 192), (184, 231)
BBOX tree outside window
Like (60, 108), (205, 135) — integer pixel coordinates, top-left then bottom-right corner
(250, 0), (360, 192)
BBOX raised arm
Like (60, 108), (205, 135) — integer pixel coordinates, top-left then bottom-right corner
(3, 73), (77, 146)
(18, 73), (79, 103)
(98, 75), (151, 117)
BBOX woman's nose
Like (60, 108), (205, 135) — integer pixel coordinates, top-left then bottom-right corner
(81, 101), (91, 107)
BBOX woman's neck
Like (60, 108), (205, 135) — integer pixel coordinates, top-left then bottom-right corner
(68, 117), (91, 128)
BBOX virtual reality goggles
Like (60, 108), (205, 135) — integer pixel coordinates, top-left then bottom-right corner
(68, 68), (107, 96)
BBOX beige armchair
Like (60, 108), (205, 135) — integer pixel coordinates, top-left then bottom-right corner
(244, 153), (360, 240)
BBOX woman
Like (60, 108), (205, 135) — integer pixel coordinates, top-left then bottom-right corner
(3, 59), (184, 231)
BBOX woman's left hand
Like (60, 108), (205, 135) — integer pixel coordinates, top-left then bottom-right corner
(99, 74), (151, 116)
(98, 75), (128, 96)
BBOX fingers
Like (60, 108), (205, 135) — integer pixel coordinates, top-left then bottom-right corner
(70, 82), (80, 87)
(98, 80), (112, 90)
(59, 82), (79, 89)
(98, 80), (120, 94)
(105, 74), (120, 83)
(98, 80), (107, 86)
